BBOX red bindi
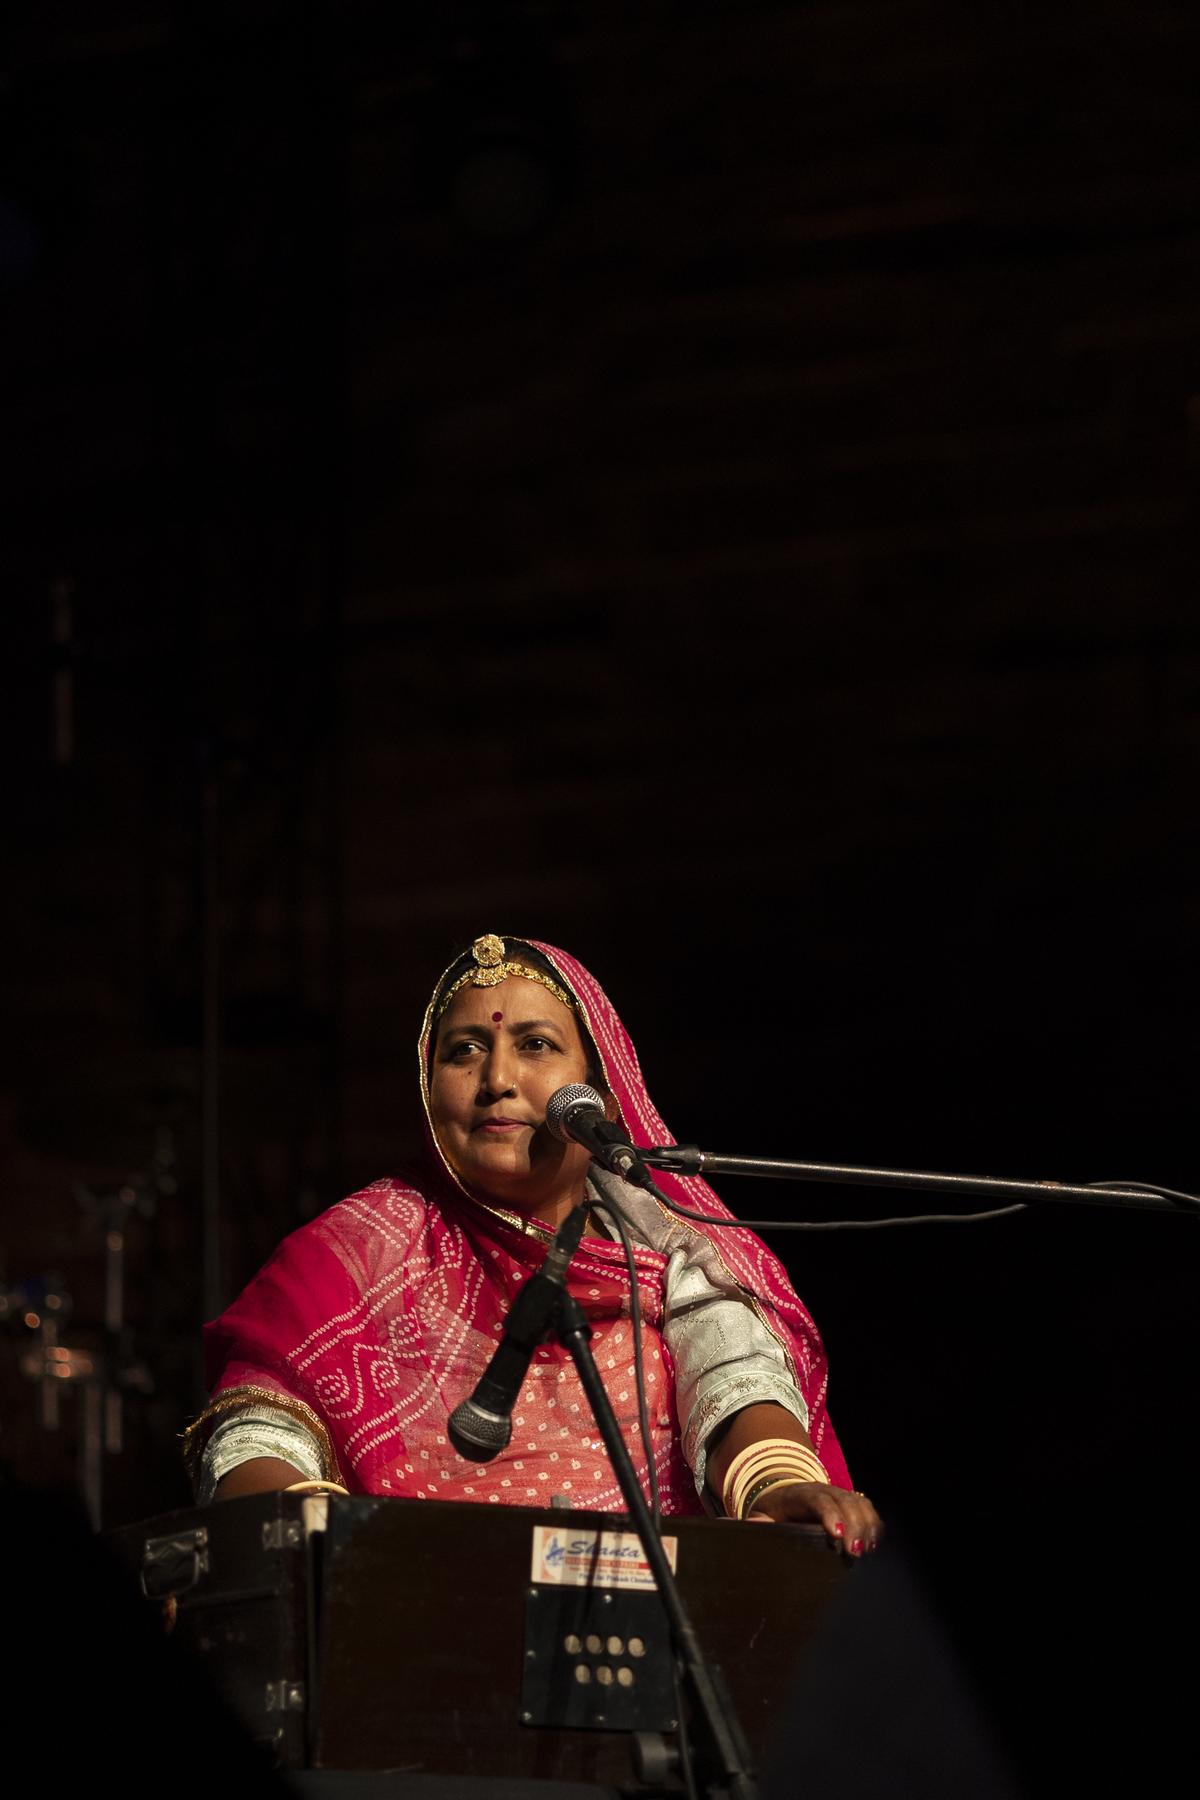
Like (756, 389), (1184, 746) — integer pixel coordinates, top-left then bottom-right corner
(492, 1011), (503, 1022)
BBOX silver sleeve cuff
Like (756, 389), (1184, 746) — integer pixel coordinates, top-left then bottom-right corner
(662, 1248), (810, 1499)
(195, 1406), (325, 1504)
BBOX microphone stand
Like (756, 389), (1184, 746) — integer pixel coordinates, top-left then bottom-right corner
(640, 1148), (1195, 1217)
(508, 1143), (1195, 1796)
(530, 1207), (759, 1800)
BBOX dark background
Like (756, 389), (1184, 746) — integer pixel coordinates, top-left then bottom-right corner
(2, 2), (1196, 1787)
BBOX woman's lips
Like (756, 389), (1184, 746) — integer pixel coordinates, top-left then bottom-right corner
(473, 1117), (533, 1133)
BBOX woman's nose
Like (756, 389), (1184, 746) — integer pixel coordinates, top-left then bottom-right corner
(479, 1047), (517, 1097)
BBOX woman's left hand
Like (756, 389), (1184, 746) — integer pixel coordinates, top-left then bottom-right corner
(745, 1480), (882, 1557)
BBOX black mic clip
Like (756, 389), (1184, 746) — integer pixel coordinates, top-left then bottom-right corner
(641, 1143), (703, 1176)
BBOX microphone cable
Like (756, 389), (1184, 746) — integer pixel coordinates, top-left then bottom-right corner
(642, 1172), (1200, 1232)
(588, 1197), (662, 1530)
(645, 1183), (1031, 1230)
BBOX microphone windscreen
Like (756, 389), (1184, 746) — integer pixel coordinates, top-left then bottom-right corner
(545, 1083), (605, 1142)
(447, 1399), (514, 1461)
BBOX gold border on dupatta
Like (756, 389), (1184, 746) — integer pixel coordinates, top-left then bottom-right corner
(181, 1384), (344, 1489)
(417, 933), (612, 1239)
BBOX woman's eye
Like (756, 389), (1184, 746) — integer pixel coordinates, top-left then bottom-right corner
(447, 1039), (482, 1059)
(521, 1036), (555, 1053)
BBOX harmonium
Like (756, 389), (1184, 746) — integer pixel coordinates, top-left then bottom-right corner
(109, 1494), (846, 1789)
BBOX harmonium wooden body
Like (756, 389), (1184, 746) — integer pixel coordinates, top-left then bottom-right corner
(108, 1493), (845, 1788)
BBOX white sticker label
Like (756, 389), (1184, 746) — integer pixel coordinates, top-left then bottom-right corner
(530, 1524), (678, 1590)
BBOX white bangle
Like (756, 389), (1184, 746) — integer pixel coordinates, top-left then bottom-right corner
(722, 1438), (829, 1520)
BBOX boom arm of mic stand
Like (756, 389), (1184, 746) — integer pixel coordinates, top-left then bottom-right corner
(642, 1148), (1194, 1216)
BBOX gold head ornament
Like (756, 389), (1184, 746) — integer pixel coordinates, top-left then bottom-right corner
(433, 933), (576, 1021)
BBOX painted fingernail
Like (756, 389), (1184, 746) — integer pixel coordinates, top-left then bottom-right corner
(851, 1538), (864, 1555)
(833, 1521), (845, 1536)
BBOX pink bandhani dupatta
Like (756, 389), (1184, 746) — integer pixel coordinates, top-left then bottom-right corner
(194, 939), (849, 1506)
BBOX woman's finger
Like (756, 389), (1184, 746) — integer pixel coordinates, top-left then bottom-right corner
(836, 1489), (883, 1556)
(748, 1480), (844, 1541)
(749, 1482), (883, 1556)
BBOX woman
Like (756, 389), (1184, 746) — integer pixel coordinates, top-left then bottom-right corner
(187, 934), (881, 1553)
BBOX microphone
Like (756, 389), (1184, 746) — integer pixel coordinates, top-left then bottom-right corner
(545, 1084), (654, 1190)
(447, 1202), (588, 1462)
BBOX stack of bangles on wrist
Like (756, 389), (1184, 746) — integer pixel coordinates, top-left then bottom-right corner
(721, 1439), (830, 1521)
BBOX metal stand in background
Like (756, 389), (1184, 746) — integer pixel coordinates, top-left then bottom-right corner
(77, 1179), (157, 1465)
(200, 754), (224, 1327)
(2, 1178), (156, 1529)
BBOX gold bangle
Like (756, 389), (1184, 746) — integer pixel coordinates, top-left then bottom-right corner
(284, 1479), (349, 1497)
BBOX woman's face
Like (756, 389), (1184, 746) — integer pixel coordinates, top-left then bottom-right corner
(429, 975), (598, 1223)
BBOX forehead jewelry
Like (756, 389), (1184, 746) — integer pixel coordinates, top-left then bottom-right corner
(434, 933), (576, 1022)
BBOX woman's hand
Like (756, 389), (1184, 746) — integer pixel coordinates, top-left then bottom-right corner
(704, 1402), (883, 1557)
(746, 1479), (882, 1557)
